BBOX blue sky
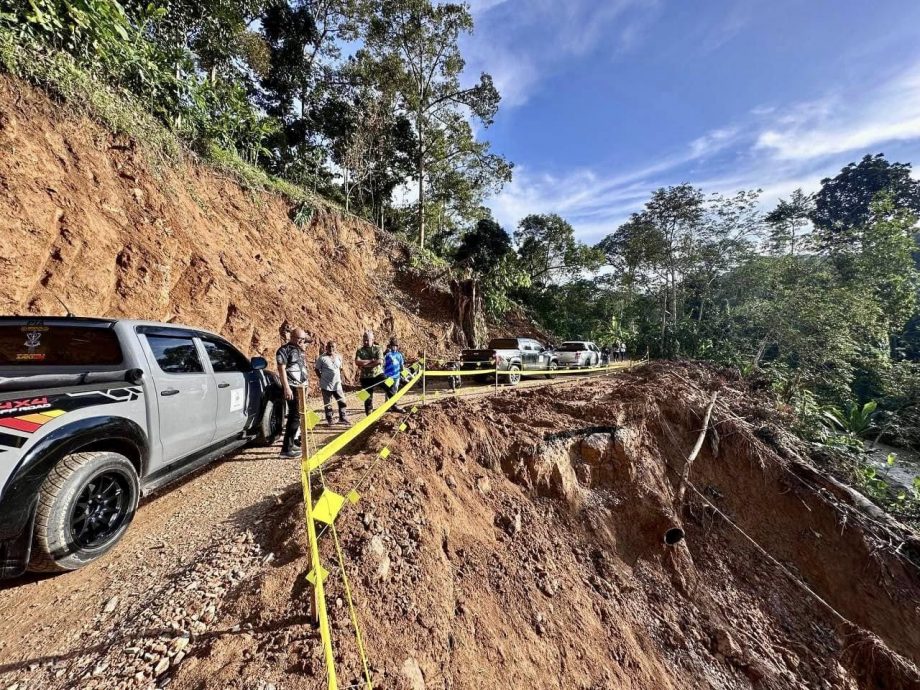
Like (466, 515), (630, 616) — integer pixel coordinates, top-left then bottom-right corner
(460, 0), (920, 242)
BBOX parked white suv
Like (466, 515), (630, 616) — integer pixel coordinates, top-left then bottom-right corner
(554, 341), (601, 368)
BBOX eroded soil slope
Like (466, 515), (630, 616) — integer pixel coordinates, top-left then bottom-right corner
(0, 76), (457, 372)
(162, 363), (920, 690)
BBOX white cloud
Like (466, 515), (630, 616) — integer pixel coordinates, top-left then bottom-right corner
(462, 0), (661, 108)
(755, 62), (920, 160)
(484, 55), (920, 242)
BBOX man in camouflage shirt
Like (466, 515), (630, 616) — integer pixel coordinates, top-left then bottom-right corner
(354, 330), (384, 416)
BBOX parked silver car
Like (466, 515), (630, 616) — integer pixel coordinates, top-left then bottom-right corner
(554, 341), (601, 368)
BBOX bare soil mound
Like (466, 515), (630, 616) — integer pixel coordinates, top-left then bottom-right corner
(168, 363), (920, 690)
(0, 76), (457, 374)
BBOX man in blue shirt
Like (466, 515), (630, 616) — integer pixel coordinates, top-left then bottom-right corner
(383, 337), (407, 412)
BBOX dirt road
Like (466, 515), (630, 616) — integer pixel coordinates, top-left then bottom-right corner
(0, 370), (621, 690)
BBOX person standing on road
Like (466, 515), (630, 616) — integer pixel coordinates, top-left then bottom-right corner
(315, 341), (349, 426)
(383, 337), (407, 413)
(619, 340), (627, 362)
(355, 330), (384, 416)
(601, 344), (611, 365)
(276, 327), (311, 458)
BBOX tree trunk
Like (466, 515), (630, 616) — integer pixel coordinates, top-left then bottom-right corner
(418, 151), (425, 248)
(660, 287), (668, 351)
(451, 278), (486, 348)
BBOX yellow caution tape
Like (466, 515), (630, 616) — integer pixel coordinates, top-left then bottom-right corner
(356, 389), (370, 402)
(399, 422), (407, 432)
(306, 563), (330, 586)
(329, 520), (374, 689)
(424, 368), (497, 377)
(306, 372), (421, 471)
(313, 489), (347, 525)
(518, 362), (631, 376)
(306, 410), (322, 430)
(347, 489), (361, 504)
(384, 376), (395, 387)
(379, 447), (391, 459)
(298, 403), (338, 689)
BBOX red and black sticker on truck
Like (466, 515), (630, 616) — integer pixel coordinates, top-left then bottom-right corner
(0, 387), (142, 452)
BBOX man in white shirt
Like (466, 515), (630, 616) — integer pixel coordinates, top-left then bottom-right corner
(315, 341), (349, 425)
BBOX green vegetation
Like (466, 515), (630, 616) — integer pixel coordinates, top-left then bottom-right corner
(3, 0), (919, 521)
(0, 0), (508, 236)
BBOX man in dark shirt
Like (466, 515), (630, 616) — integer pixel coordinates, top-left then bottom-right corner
(276, 327), (310, 458)
(354, 330), (384, 416)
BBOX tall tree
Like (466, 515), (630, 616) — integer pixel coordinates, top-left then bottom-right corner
(515, 213), (604, 286)
(812, 153), (920, 251)
(365, 0), (508, 247)
(765, 188), (814, 256)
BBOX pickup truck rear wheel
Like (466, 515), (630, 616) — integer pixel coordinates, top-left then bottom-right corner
(506, 364), (521, 386)
(253, 398), (283, 447)
(30, 451), (139, 573)
(545, 361), (558, 379)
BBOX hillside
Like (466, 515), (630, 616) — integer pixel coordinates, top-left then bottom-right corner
(0, 75), (460, 374)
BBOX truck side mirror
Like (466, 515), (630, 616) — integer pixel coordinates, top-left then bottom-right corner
(250, 356), (268, 371)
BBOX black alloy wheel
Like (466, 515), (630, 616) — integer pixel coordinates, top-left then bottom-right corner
(69, 471), (131, 549)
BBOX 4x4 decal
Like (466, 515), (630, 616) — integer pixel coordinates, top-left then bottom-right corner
(0, 387), (143, 443)
(0, 397), (52, 416)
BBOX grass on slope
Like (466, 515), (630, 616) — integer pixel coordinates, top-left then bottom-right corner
(0, 27), (332, 215)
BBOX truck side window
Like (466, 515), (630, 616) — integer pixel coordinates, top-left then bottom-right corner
(203, 339), (250, 373)
(146, 335), (204, 374)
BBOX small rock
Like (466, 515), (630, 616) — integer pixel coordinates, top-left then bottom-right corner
(169, 636), (190, 655)
(154, 657), (170, 676)
(476, 476), (491, 494)
(368, 535), (391, 582)
(400, 657), (426, 690)
(103, 596), (120, 614)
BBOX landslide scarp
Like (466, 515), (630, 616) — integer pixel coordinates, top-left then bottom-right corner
(170, 363), (920, 690)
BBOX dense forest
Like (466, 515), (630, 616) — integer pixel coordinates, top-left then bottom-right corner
(3, 1), (920, 515)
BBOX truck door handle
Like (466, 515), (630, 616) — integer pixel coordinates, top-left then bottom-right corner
(218, 382), (230, 388)
(160, 389), (180, 396)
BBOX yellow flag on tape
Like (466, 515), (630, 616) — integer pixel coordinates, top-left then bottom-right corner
(379, 447), (391, 459)
(346, 489), (361, 504)
(356, 389), (370, 402)
(399, 422), (407, 432)
(384, 376), (395, 387)
(305, 411), (321, 430)
(313, 489), (347, 525)
(306, 563), (330, 586)
(411, 406), (418, 413)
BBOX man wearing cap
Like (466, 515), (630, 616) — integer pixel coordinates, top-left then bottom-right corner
(354, 330), (384, 416)
(315, 341), (349, 426)
(276, 327), (311, 458)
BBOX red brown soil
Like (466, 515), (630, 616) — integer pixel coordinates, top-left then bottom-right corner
(0, 75), (459, 378)
(166, 363), (920, 690)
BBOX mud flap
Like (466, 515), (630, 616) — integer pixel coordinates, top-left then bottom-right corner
(0, 502), (35, 579)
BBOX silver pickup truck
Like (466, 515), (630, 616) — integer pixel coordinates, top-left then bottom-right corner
(459, 337), (558, 384)
(0, 317), (283, 578)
